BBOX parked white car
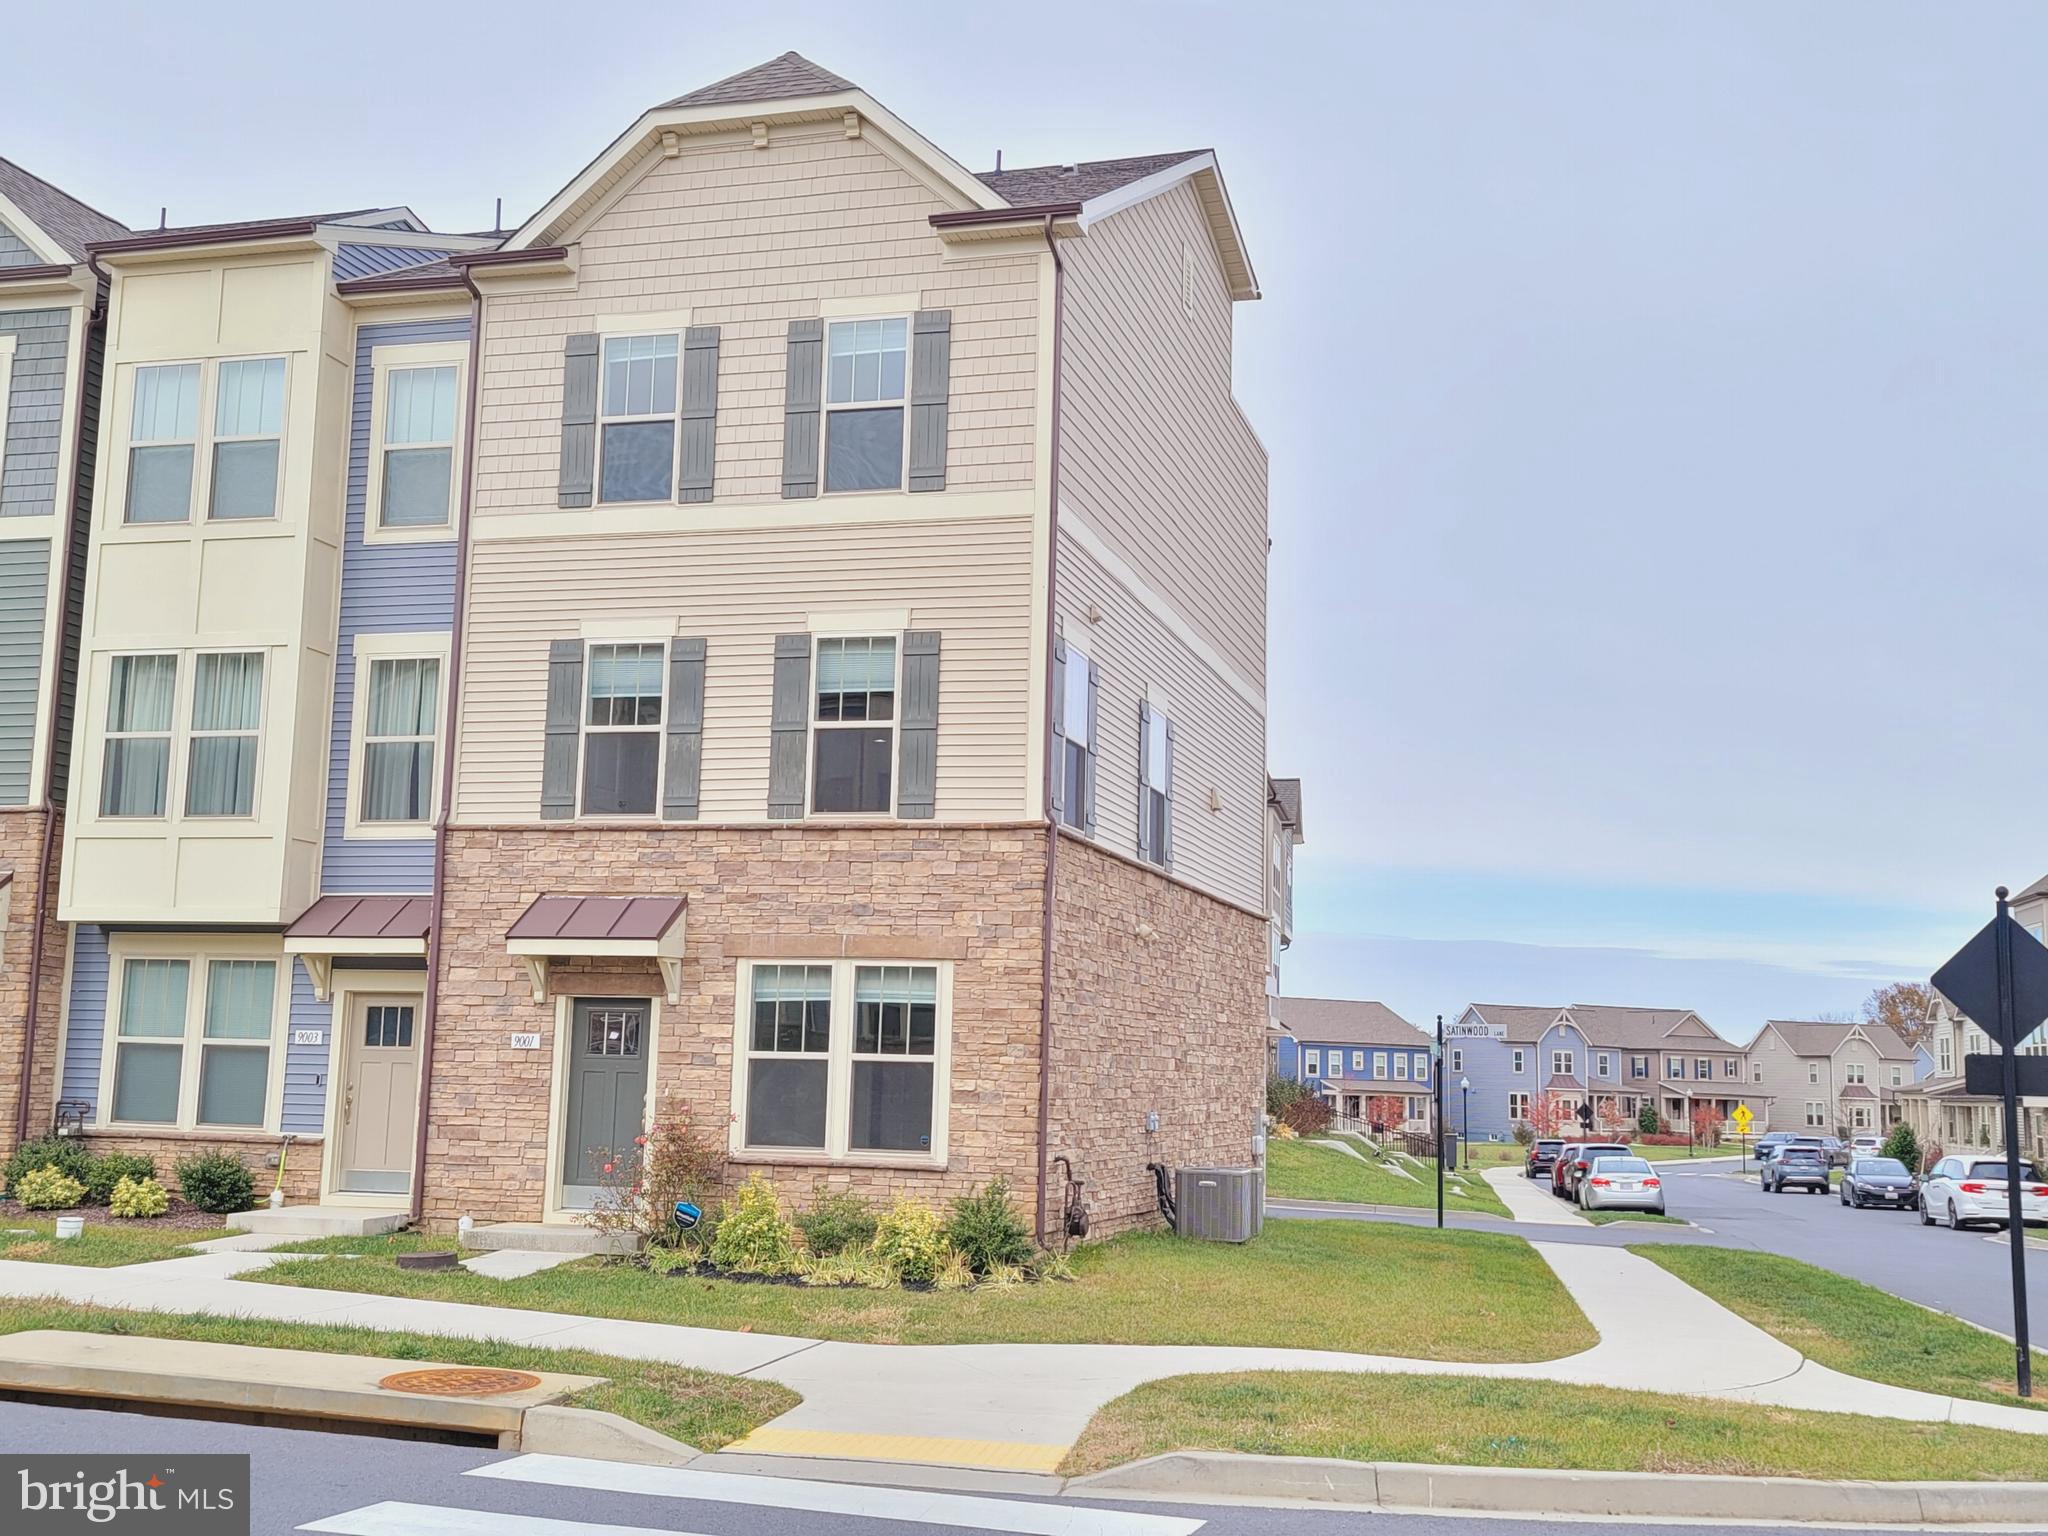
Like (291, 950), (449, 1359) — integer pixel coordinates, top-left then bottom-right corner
(1918, 1154), (2047, 1231)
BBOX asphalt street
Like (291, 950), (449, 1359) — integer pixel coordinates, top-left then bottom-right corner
(0, 1399), (1934, 1536)
(1274, 1153), (2047, 1338)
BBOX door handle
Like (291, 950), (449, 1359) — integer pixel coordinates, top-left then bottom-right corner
(343, 1086), (354, 1126)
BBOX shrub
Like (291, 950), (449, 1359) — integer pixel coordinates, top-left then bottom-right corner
(173, 1151), (255, 1214)
(15, 1166), (85, 1210)
(3, 1136), (92, 1197)
(1266, 1075), (1310, 1116)
(873, 1196), (950, 1285)
(109, 1175), (169, 1219)
(83, 1153), (157, 1207)
(1921, 1138), (1945, 1175)
(800, 1242), (896, 1289)
(1637, 1102), (1661, 1137)
(944, 1179), (1033, 1276)
(1510, 1121), (1536, 1148)
(586, 1100), (729, 1251)
(707, 1174), (801, 1276)
(1879, 1123), (1921, 1171)
(796, 1191), (877, 1258)
(1279, 1094), (1332, 1136)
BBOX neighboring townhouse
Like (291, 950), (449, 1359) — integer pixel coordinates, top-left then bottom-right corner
(1899, 988), (2047, 1164)
(1748, 1018), (1925, 1135)
(1270, 997), (1430, 1128)
(1448, 1002), (1749, 1143)
(41, 54), (1280, 1240)
(0, 159), (126, 1161)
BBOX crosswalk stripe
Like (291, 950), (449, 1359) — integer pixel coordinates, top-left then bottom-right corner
(301, 1502), (710, 1536)
(470, 1453), (1206, 1535)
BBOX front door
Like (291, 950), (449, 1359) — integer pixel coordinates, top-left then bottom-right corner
(338, 994), (421, 1195)
(561, 997), (649, 1209)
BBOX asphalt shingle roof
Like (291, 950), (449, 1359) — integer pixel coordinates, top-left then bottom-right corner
(977, 151), (1205, 207)
(658, 52), (855, 110)
(1268, 777), (1304, 835)
(1275, 997), (1427, 1049)
(0, 155), (127, 261)
(1764, 1019), (1916, 1061)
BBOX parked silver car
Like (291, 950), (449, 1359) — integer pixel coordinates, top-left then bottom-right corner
(1579, 1155), (1666, 1214)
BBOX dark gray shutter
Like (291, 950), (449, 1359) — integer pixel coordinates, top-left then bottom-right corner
(541, 640), (584, 819)
(662, 636), (706, 820)
(767, 633), (811, 817)
(1083, 657), (1100, 834)
(558, 333), (599, 509)
(1160, 716), (1176, 869)
(781, 319), (823, 499)
(677, 326), (720, 504)
(1048, 638), (1067, 821)
(897, 630), (940, 819)
(1136, 699), (1154, 864)
(908, 309), (951, 492)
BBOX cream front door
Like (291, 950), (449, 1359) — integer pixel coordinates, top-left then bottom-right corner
(338, 993), (421, 1196)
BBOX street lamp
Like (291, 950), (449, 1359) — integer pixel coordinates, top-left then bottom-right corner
(1459, 1076), (1471, 1169)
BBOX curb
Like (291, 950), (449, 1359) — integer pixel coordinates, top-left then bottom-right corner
(519, 1405), (700, 1467)
(1067, 1452), (2048, 1524)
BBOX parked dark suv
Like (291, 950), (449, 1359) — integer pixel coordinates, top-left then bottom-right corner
(1526, 1139), (1567, 1180)
(1762, 1145), (1830, 1195)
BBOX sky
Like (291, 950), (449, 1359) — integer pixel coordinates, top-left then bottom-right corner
(7, 3), (2043, 1044)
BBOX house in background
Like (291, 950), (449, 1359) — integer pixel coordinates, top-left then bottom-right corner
(1899, 974), (2047, 1165)
(0, 158), (126, 1160)
(1748, 1018), (1924, 1135)
(1271, 997), (1431, 1129)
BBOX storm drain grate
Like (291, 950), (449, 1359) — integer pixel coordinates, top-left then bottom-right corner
(377, 1367), (542, 1397)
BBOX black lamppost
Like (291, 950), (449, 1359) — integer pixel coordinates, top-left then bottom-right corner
(1459, 1076), (1471, 1168)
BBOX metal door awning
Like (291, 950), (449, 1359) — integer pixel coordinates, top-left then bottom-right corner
(505, 893), (688, 1004)
(283, 894), (433, 1000)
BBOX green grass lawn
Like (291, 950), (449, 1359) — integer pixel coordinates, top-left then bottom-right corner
(255, 1218), (1594, 1363)
(0, 1219), (211, 1267)
(1062, 1371), (2048, 1480)
(1580, 1209), (1685, 1226)
(1444, 1141), (1730, 1169)
(1267, 1140), (1510, 1218)
(1634, 1247), (2046, 1411)
(0, 1298), (793, 1450)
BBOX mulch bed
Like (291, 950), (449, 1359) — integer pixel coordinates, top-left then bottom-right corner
(0, 1197), (228, 1233)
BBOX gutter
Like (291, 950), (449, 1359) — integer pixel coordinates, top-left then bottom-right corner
(1032, 213), (1067, 1244)
(446, 246), (568, 269)
(88, 220), (322, 258)
(14, 262), (107, 1143)
(406, 271), (485, 1224)
(929, 203), (1081, 231)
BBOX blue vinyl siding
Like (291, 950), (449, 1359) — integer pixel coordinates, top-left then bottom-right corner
(319, 316), (465, 893)
(59, 924), (110, 1115)
(283, 960), (330, 1135)
(332, 245), (462, 281)
(1289, 1042), (1432, 1092)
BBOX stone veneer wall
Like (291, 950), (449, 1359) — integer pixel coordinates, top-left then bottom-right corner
(0, 808), (68, 1162)
(72, 1130), (323, 1204)
(422, 824), (1049, 1227)
(1044, 832), (1268, 1237)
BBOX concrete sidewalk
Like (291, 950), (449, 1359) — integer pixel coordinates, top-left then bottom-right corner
(1, 1236), (2042, 1477)
(1480, 1166), (1590, 1226)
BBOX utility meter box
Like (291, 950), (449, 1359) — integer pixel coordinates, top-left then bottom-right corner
(1174, 1166), (1264, 1242)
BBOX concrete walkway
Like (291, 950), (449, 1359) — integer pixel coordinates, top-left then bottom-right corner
(1, 1238), (2042, 1477)
(1480, 1165), (1590, 1226)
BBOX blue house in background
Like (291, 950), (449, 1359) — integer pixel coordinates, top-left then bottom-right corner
(1273, 997), (1434, 1129)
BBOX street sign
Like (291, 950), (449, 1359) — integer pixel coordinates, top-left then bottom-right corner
(1932, 915), (2048, 1050)
(1444, 1018), (1507, 1040)
(1731, 1104), (1753, 1133)
(1964, 1053), (2048, 1097)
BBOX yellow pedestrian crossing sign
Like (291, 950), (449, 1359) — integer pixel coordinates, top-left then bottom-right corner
(1732, 1103), (1753, 1133)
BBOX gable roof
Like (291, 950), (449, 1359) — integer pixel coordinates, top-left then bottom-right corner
(977, 152), (1205, 207)
(1464, 1004), (1572, 1042)
(0, 155), (127, 263)
(1760, 1018), (1916, 1062)
(1276, 997), (1426, 1048)
(1567, 1005), (1725, 1051)
(656, 51), (855, 110)
(2013, 872), (2048, 904)
(1268, 777), (1303, 838)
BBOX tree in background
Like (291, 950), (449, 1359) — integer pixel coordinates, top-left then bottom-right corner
(1864, 981), (1937, 1047)
(1364, 1094), (1408, 1135)
(1879, 1122), (1921, 1171)
(1637, 1101), (1662, 1137)
(1595, 1097), (1634, 1140)
(1689, 1103), (1723, 1148)
(1525, 1094), (1575, 1138)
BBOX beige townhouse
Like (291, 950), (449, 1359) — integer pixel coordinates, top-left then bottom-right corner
(1747, 1018), (1922, 1136)
(387, 53), (1282, 1238)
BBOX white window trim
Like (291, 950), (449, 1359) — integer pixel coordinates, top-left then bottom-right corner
(1595, 1052), (1611, 1078)
(595, 330), (683, 509)
(1414, 1054), (1429, 1083)
(1449, 1048), (1463, 1074)
(1512, 1049), (1525, 1074)
(820, 312), (913, 497)
(727, 957), (953, 1166)
(807, 631), (902, 820)
(184, 649), (267, 820)
(343, 630), (451, 840)
(363, 340), (466, 545)
(95, 932), (288, 1134)
(0, 336), (14, 443)
(577, 636), (669, 821)
(93, 646), (271, 825)
(1350, 1050), (1365, 1071)
(1371, 1051), (1387, 1079)
(1509, 1092), (1530, 1121)
(1058, 642), (1094, 833)
(1553, 1050), (1575, 1077)
(1393, 1053), (1410, 1081)
(99, 651), (177, 819)
(1304, 1049), (1320, 1077)
(115, 355), (292, 532)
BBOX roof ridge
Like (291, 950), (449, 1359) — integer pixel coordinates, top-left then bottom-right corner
(657, 51), (856, 111)
(0, 152), (129, 259)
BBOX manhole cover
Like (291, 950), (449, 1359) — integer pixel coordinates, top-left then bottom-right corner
(378, 1367), (542, 1397)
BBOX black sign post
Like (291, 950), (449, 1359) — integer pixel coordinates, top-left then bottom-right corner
(1931, 886), (2048, 1400)
(1434, 1013), (1445, 1231)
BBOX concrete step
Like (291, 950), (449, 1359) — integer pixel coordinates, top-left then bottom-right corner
(225, 1204), (409, 1238)
(465, 1221), (641, 1255)
(461, 1248), (583, 1279)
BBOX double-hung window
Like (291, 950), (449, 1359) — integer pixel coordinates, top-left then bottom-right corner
(1304, 1049), (1320, 1077)
(1752, 1059), (1763, 1083)
(1370, 1051), (1386, 1079)
(1724, 1057), (1739, 1078)
(598, 333), (678, 504)
(581, 643), (664, 816)
(1552, 1050), (1574, 1077)
(1059, 646), (1093, 831)
(101, 654), (177, 817)
(1695, 1056), (1712, 1081)
(735, 959), (948, 1160)
(374, 358), (460, 531)
(1327, 1054), (1343, 1079)
(1666, 1056), (1683, 1078)
(1415, 1054), (1429, 1084)
(1630, 1055), (1648, 1079)
(126, 364), (201, 523)
(358, 656), (440, 824)
(823, 318), (907, 492)
(1846, 1062), (1865, 1085)
(209, 358), (286, 520)
(812, 636), (895, 814)
(1509, 1092), (1531, 1120)
(1595, 1052), (1611, 1078)
(1808, 1062), (1820, 1084)
(1350, 1050), (1365, 1071)
(186, 652), (263, 817)
(106, 950), (281, 1130)
(1511, 1049), (1525, 1074)
(1394, 1053), (1410, 1081)
(1140, 705), (1171, 866)
(1449, 1048), (1463, 1074)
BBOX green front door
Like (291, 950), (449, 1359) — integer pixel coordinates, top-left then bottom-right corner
(561, 997), (649, 1209)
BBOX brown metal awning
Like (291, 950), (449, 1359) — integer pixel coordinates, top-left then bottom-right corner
(282, 895), (433, 999)
(505, 893), (687, 1004)
(1839, 1084), (1877, 1101)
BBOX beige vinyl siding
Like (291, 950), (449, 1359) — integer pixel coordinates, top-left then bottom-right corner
(1058, 181), (1267, 689)
(472, 129), (1039, 515)
(1055, 529), (1264, 912)
(454, 517), (1034, 823)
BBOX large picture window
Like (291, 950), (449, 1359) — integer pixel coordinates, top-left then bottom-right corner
(102, 654), (177, 817)
(104, 948), (281, 1131)
(823, 318), (907, 492)
(735, 959), (949, 1162)
(598, 333), (678, 504)
(812, 636), (895, 814)
(582, 642), (664, 815)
